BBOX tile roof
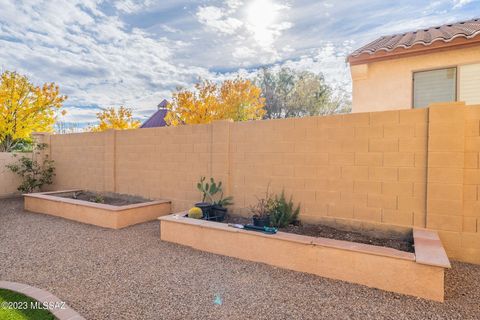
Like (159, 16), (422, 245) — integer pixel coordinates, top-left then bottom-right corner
(348, 18), (480, 62)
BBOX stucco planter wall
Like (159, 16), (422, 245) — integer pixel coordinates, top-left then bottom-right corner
(25, 190), (171, 229)
(159, 214), (451, 301)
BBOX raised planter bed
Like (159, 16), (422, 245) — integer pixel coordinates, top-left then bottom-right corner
(25, 190), (171, 229)
(159, 214), (451, 302)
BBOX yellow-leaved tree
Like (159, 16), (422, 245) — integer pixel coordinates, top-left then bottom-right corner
(0, 71), (67, 151)
(164, 77), (266, 126)
(90, 106), (141, 132)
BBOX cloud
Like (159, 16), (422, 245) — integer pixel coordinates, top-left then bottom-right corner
(226, 0), (244, 9)
(233, 46), (257, 60)
(452, 0), (474, 8)
(114, 0), (154, 14)
(196, 6), (243, 35)
(0, 0), (214, 124)
(1, 0), (478, 126)
(278, 42), (353, 92)
(58, 106), (100, 123)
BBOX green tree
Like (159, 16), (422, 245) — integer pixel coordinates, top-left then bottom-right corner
(256, 67), (350, 119)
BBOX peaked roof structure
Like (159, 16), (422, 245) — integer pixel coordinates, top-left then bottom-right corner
(140, 100), (169, 128)
(348, 18), (480, 65)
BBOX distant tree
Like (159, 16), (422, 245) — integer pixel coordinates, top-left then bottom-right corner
(164, 77), (266, 126)
(0, 71), (67, 151)
(55, 121), (84, 134)
(90, 106), (141, 132)
(256, 67), (350, 119)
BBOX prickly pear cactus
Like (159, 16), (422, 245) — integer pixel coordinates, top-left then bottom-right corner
(188, 207), (203, 219)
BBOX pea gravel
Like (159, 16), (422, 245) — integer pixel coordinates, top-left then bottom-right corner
(1, 198), (479, 320)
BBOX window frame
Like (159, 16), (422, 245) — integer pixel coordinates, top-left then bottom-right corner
(411, 66), (458, 109)
(458, 62), (480, 105)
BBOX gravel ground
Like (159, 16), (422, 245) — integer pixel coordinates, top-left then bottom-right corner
(1, 198), (479, 320)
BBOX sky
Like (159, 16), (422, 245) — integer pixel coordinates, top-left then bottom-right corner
(0, 0), (479, 126)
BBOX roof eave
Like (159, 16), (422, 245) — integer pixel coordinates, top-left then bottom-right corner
(348, 35), (480, 66)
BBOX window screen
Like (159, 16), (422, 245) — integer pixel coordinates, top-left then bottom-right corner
(459, 63), (480, 105)
(413, 68), (457, 108)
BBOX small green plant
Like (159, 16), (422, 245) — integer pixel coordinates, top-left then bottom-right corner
(9, 139), (34, 152)
(6, 154), (55, 193)
(188, 207), (203, 219)
(90, 194), (104, 204)
(196, 176), (233, 206)
(197, 176), (221, 202)
(214, 194), (234, 207)
(269, 190), (300, 228)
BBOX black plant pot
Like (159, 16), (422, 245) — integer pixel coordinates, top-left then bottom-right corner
(252, 215), (270, 227)
(209, 205), (227, 222)
(195, 202), (213, 219)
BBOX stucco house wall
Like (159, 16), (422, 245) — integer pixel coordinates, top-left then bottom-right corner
(351, 45), (480, 113)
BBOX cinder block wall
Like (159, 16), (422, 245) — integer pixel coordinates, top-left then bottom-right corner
(229, 109), (428, 230)
(50, 132), (106, 191)
(46, 103), (480, 264)
(114, 124), (212, 210)
(424, 103), (480, 262)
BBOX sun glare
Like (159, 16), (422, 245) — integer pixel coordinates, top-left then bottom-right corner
(246, 0), (278, 45)
(247, 0), (276, 26)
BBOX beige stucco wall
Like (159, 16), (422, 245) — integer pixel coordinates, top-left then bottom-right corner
(351, 46), (480, 113)
(0, 153), (31, 198)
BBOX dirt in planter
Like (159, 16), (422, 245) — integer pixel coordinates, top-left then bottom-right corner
(55, 191), (150, 206)
(224, 215), (414, 253)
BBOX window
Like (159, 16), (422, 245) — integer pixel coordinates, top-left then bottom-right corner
(413, 68), (457, 108)
(459, 63), (480, 105)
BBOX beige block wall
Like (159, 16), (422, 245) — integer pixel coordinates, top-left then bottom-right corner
(351, 46), (480, 113)
(44, 103), (480, 264)
(50, 132), (106, 191)
(426, 103), (480, 263)
(229, 110), (428, 228)
(114, 124), (213, 212)
(0, 153), (32, 197)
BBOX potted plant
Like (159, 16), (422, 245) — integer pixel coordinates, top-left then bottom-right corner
(250, 188), (275, 227)
(196, 177), (233, 222)
(195, 177), (214, 218)
(211, 192), (234, 222)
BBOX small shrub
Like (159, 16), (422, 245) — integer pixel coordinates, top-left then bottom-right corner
(269, 190), (300, 228)
(188, 207), (203, 219)
(6, 155), (55, 193)
(249, 187), (275, 219)
(90, 195), (104, 204)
